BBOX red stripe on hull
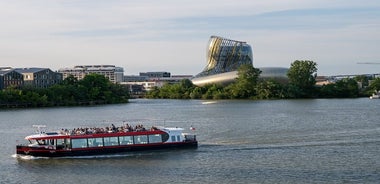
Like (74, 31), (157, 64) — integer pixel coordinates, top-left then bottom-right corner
(16, 141), (198, 157)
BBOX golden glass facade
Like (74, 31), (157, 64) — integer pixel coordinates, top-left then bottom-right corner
(196, 36), (253, 77)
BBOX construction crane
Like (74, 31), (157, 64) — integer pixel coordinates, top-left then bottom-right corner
(357, 62), (380, 64)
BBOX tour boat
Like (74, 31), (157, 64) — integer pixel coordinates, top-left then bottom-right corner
(16, 124), (197, 157)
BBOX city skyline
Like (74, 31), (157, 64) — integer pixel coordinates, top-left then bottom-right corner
(0, 0), (379, 76)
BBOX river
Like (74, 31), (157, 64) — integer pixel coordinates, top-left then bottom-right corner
(0, 98), (379, 183)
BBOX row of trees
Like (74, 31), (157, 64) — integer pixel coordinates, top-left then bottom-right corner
(2, 60), (379, 108)
(0, 74), (130, 108)
(147, 60), (380, 100)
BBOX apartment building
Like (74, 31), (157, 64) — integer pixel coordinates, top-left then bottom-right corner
(15, 68), (63, 88)
(0, 67), (24, 90)
(59, 65), (124, 83)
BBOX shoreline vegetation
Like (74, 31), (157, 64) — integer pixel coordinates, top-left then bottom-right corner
(0, 74), (129, 108)
(1, 60), (380, 109)
(146, 60), (380, 100)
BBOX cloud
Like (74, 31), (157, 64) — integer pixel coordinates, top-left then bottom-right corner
(0, 0), (380, 75)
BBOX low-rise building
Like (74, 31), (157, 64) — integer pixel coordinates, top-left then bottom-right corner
(139, 72), (170, 78)
(59, 65), (124, 83)
(15, 68), (62, 88)
(0, 68), (24, 90)
(124, 75), (148, 82)
(122, 72), (193, 94)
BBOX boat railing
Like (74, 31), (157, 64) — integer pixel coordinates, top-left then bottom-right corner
(32, 125), (47, 134)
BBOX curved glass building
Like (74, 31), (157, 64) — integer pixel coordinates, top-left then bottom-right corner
(196, 36), (253, 77)
(259, 67), (289, 83)
(192, 36), (253, 86)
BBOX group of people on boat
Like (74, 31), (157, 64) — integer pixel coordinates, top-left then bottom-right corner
(60, 123), (159, 135)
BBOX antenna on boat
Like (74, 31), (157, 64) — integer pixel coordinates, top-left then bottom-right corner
(32, 125), (46, 134)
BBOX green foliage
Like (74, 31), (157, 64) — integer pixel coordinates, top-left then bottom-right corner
(189, 87), (203, 99)
(202, 84), (226, 99)
(319, 78), (359, 98)
(147, 60), (367, 100)
(361, 77), (380, 96)
(353, 75), (370, 88)
(255, 79), (285, 99)
(145, 79), (195, 99)
(0, 74), (129, 108)
(368, 78), (380, 91)
(287, 60), (317, 97)
(225, 64), (261, 99)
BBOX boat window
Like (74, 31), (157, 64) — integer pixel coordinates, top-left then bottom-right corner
(161, 133), (169, 142)
(148, 134), (162, 143)
(104, 137), (119, 146)
(134, 135), (148, 144)
(177, 135), (181, 142)
(37, 139), (47, 145)
(49, 139), (55, 145)
(56, 139), (64, 145)
(119, 136), (133, 145)
(28, 139), (38, 145)
(171, 136), (176, 142)
(88, 138), (103, 147)
(71, 138), (88, 148)
(65, 139), (71, 149)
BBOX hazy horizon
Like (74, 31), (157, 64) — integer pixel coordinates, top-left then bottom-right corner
(1, 0), (379, 76)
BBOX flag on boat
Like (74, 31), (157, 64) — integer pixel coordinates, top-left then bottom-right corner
(190, 126), (195, 131)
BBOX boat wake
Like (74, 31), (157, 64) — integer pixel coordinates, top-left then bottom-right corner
(13, 150), (178, 160)
(201, 101), (217, 105)
(12, 154), (49, 160)
(198, 137), (380, 153)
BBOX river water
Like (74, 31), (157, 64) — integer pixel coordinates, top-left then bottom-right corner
(0, 99), (379, 184)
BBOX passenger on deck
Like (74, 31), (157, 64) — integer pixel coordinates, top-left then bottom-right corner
(66, 123), (156, 135)
(111, 124), (117, 132)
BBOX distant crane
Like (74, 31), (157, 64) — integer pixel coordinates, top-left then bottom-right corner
(357, 62), (380, 64)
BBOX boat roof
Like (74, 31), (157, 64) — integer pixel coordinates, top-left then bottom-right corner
(25, 131), (167, 140)
(25, 133), (69, 140)
(162, 127), (184, 131)
(24, 125), (188, 140)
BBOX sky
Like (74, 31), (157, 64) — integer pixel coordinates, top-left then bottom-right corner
(0, 0), (379, 76)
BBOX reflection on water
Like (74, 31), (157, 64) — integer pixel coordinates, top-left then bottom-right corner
(1, 99), (380, 183)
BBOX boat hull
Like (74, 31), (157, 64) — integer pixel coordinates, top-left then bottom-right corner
(16, 141), (198, 157)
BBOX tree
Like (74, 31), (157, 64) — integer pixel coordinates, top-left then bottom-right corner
(369, 78), (380, 90)
(179, 79), (194, 90)
(0, 73), (129, 108)
(353, 75), (369, 88)
(78, 74), (111, 102)
(226, 64), (261, 98)
(255, 79), (285, 99)
(319, 78), (359, 98)
(146, 87), (160, 98)
(287, 60), (317, 97)
(62, 75), (78, 86)
(190, 87), (203, 99)
(366, 77), (380, 96)
(202, 84), (225, 99)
